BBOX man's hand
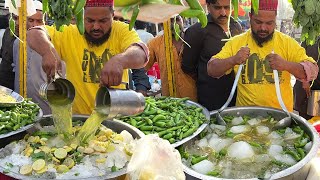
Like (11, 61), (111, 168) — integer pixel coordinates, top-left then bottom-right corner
(42, 49), (62, 82)
(233, 46), (250, 65)
(100, 55), (124, 87)
(302, 81), (311, 98)
(266, 53), (287, 71)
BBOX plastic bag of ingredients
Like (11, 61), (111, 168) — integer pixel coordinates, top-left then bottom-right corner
(127, 134), (185, 180)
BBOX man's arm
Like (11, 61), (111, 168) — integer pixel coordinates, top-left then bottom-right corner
(208, 46), (250, 78)
(100, 43), (148, 86)
(27, 27), (61, 80)
(267, 53), (318, 81)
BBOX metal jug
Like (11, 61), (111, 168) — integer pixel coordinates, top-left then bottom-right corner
(39, 78), (75, 105)
(95, 85), (145, 119)
(307, 90), (320, 116)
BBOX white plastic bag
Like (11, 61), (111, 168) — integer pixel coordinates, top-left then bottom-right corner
(127, 134), (185, 180)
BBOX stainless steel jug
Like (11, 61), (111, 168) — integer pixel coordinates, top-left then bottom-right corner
(307, 90), (320, 116)
(95, 86), (145, 119)
(39, 78), (75, 105)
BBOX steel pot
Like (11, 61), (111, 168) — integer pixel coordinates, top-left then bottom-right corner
(0, 115), (144, 180)
(183, 106), (320, 180)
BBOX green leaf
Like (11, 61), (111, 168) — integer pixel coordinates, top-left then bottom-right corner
(11, 0), (16, 9)
(252, 0), (259, 15)
(232, 0), (238, 20)
(305, 0), (316, 16)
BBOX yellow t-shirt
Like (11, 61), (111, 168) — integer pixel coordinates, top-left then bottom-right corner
(46, 21), (141, 114)
(213, 30), (315, 111)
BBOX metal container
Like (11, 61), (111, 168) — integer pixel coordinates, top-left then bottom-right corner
(307, 90), (320, 116)
(0, 102), (43, 145)
(0, 115), (144, 180)
(171, 100), (210, 148)
(95, 86), (145, 119)
(0, 85), (24, 107)
(183, 106), (320, 180)
(39, 78), (75, 105)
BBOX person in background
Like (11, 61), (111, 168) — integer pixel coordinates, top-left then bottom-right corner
(182, 0), (242, 111)
(207, 0), (318, 112)
(0, 13), (19, 90)
(13, 0), (64, 115)
(146, 15), (197, 101)
(113, 16), (151, 96)
(135, 20), (154, 44)
(27, 0), (148, 115)
(294, 37), (320, 120)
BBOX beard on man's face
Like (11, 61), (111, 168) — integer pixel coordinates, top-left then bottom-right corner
(84, 29), (111, 46)
(251, 30), (274, 47)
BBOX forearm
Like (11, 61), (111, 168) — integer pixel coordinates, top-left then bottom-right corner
(207, 57), (236, 78)
(285, 61), (306, 80)
(117, 43), (148, 69)
(27, 28), (54, 57)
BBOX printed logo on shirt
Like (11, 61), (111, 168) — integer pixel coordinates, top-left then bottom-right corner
(241, 53), (283, 84)
(81, 48), (113, 83)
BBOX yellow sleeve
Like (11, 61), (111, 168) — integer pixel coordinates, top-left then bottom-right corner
(115, 22), (141, 52)
(287, 38), (316, 63)
(212, 40), (235, 74)
(45, 25), (75, 61)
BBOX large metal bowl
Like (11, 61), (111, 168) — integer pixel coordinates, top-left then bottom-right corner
(0, 115), (144, 180)
(171, 100), (210, 147)
(183, 106), (320, 180)
(0, 102), (43, 142)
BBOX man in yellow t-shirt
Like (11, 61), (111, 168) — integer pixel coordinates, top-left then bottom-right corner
(26, 0), (148, 114)
(208, 0), (318, 112)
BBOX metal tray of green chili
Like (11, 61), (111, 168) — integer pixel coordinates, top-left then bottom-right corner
(119, 97), (210, 147)
(0, 99), (43, 139)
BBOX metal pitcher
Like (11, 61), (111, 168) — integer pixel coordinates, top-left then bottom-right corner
(95, 84), (145, 119)
(307, 90), (320, 116)
(39, 78), (75, 105)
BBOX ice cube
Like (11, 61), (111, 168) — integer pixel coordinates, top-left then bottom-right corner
(283, 127), (301, 140)
(230, 125), (251, 134)
(191, 160), (216, 175)
(214, 125), (227, 131)
(268, 131), (283, 145)
(304, 141), (312, 152)
(212, 138), (233, 152)
(232, 116), (244, 125)
(208, 137), (222, 150)
(274, 154), (297, 165)
(256, 126), (270, 135)
(255, 154), (271, 162)
(227, 141), (255, 160)
(247, 118), (261, 126)
(197, 138), (209, 148)
(268, 145), (283, 158)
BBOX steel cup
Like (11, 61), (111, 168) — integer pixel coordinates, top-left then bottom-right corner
(39, 78), (75, 105)
(95, 86), (145, 119)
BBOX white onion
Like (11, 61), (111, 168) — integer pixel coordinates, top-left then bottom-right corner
(247, 118), (261, 126)
(230, 125), (251, 134)
(256, 126), (270, 135)
(197, 138), (209, 148)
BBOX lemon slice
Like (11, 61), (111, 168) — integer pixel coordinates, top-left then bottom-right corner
(36, 166), (48, 174)
(63, 158), (75, 169)
(20, 164), (33, 175)
(32, 159), (46, 171)
(54, 148), (68, 159)
(56, 165), (69, 173)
